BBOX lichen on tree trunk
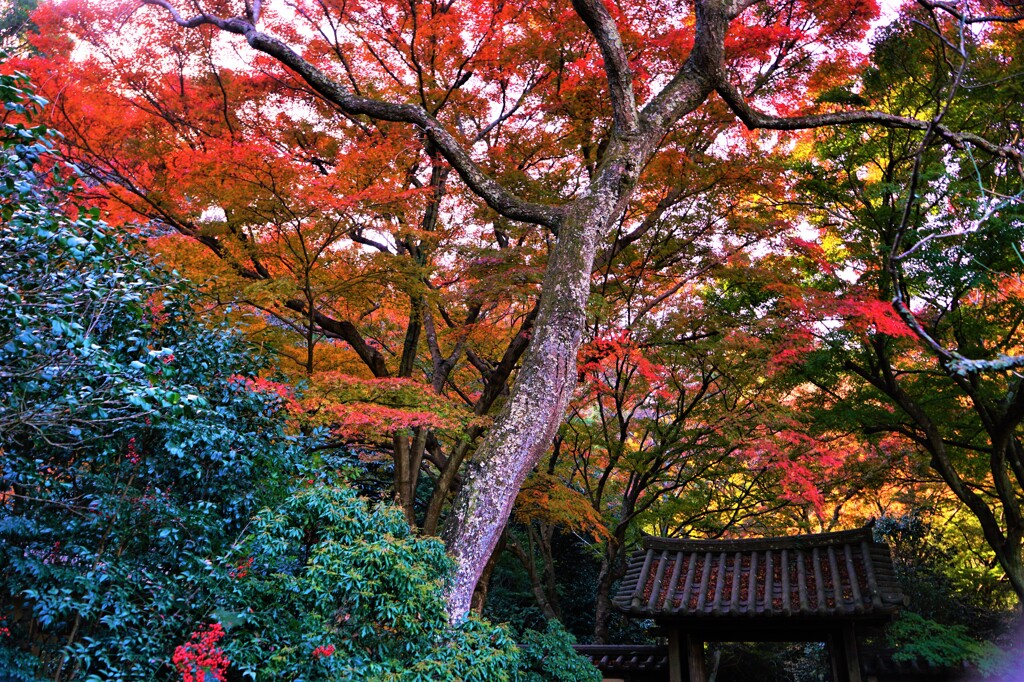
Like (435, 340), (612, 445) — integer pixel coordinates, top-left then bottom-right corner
(439, 161), (642, 618)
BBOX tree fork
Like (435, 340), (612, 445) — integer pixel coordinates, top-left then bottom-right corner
(438, 165), (645, 617)
(137, 0), (1023, 621)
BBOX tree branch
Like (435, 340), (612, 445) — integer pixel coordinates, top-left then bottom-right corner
(639, 0), (725, 133)
(570, 0), (639, 133)
(284, 299), (390, 377)
(715, 79), (1024, 163)
(593, 185), (686, 270)
(917, 0), (1024, 25)
(141, 0), (567, 230)
(726, 0), (763, 19)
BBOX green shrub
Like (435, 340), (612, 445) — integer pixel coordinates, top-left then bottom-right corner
(0, 65), (289, 680)
(212, 481), (520, 681)
(514, 621), (601, 682)
(888, 612), (1003, 676)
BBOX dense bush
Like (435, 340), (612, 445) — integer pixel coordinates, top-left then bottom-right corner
(0, 65), (304, 679)
(515, 621), (601, 682)
(888, 612), (1002, 676)
(211, 481), (521, 681)
(204, 479), (601, 681)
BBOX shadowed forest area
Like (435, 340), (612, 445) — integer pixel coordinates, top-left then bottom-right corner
(1, 0), (1024, 679)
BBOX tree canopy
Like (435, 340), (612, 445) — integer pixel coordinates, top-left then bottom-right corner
(3, 0), (1024, 675)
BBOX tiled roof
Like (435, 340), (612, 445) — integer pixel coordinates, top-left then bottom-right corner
(572, 645), (668, 676)
(614, 525), (904, 621)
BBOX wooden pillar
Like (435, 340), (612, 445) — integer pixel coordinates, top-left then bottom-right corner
(828, 624), (862, 682)
(685, 633), (706, 682)
(667, 627), (683, 682)
(842, 624), (863, 682)
(828, 631), (842, 682)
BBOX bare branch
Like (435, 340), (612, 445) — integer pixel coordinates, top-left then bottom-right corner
(726, 0), (763, 19)
(594, 186), (686, 270)
(917, 0), (1024, 24)
(472, 70), (550, 144)
(244, 0), (261, 24)
(895, 192), (1022, 261)
(349, 227), (395, 254)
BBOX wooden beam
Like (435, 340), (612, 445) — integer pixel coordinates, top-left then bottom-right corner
(828, 625), (862, 682)
(828, 631), (843, 682)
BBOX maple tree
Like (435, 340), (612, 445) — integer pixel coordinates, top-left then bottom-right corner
(782, 6), (1024, 600)
(21, 0), (1024, 620)
(502, 233), (925, 639)
(0, 67), (598, 680)
(0, 0), (35, 51)
(560, 326), (784, 642)
(26, 1), (547, 536)
(495, 106), (800, 637)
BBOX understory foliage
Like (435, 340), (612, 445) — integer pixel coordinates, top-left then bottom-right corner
(515, 621), (600, 682)
(0, 67), (598, 681)
(875, 514), (1010, 676)
(213, 481), (522, 681)
(888, 612), (1003, 676)
(0, 65), (301, 679)
(211, 479), (599, 681)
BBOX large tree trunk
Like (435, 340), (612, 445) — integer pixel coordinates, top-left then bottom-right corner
(439, 175), (640, 619)
(436, 0), (731, 618)
(141, 0), (733, 623)
(471, 533), (507, 614)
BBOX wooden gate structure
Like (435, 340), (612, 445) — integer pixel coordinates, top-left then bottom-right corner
(612, 525), (906, 682)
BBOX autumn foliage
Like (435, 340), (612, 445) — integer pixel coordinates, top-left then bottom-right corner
(4, 0), (1024, 669)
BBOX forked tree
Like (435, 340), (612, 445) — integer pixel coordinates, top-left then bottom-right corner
(80, 0), (1024, 618)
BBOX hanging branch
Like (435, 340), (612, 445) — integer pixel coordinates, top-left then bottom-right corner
(879, 5), (1024, 376)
